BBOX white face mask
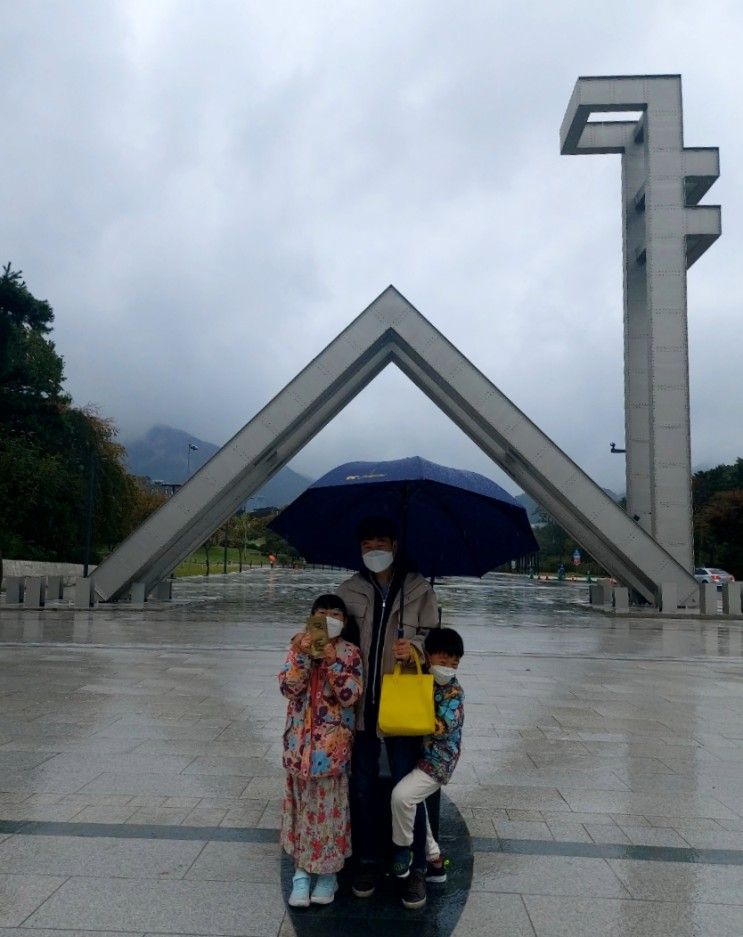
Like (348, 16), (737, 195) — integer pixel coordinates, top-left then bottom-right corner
(326, 616), (343, 639)
(431, 665), (456, 685)
(362, 549), (394, 573)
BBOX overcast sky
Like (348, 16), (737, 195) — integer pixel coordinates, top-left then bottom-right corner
(2, 0), (740, 495)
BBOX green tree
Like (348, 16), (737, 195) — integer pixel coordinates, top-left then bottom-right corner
(531, 506), (604, 576)
(255, 513), (300, 562)
(0, 264), (157, 563)
(695, 484), (743, 577)
(230, 513), (262, 570)
(693, 459), (743, 573)
(124, 483), (168, 537)
(202, 530), (218, 576)
(693, 459), (743, 514)
(0, 264), (65, 412)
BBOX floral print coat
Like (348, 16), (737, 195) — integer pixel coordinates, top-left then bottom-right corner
(279, 638), (363, 779)
(418, 677), (464, 785)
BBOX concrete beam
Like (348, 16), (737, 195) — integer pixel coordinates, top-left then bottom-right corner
(685, 204), (722, 267)
(4, 576), (24, 604)
(46, 575), (64, 601)
(130, 582), (146, 606)
(560, 74), (676, 154)
(150, 580), (173, 602)
(699, 583), (719, 615)
(613, 587), (630, 612)
(23, 577), (44, 609)
(683, 147), (720, 205)
(722, 582), (742, 616)
(74, 577), (95, 609)
(91, 329), (392, 600)
(91, 287), (699, 607)
(569, 121), (636, 155)
(661, 583), (678, 613)
(562, 74), (721, 576)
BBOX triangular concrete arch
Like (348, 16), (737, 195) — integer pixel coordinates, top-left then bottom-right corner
(91, 286), (698, 606)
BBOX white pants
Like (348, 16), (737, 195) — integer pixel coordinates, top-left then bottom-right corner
(391, 767), (441, 858)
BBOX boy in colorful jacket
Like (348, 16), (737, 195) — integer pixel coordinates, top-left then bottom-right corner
(390, 627), (464, 907)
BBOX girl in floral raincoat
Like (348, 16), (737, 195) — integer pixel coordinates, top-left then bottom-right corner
(279, 594), (363, 908)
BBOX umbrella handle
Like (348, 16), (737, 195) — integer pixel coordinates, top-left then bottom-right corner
(397, 491), (410, 640)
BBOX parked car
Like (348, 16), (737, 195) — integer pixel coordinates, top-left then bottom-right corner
(694, 567), (735, 588)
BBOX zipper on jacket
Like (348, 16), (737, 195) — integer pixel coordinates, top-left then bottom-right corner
(369, 591), (386, 707)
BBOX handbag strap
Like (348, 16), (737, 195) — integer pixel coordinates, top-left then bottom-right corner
(392, 654), (423, 678)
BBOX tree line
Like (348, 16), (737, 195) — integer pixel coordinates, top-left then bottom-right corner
(0, 264), (298, 573)
(2, 264), (739, 578)
(534, 460), (743, 578)
(0, 264), (165, 565)
(198, 512), (299, 575)
(693, 459), (743, 576)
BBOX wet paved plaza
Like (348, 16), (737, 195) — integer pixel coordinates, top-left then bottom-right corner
(1, 569), (743, 936)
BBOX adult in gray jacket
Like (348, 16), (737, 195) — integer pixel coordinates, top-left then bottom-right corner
(336, 516), (439, 908)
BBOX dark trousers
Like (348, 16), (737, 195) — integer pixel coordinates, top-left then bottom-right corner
(351, 729), (427, 870)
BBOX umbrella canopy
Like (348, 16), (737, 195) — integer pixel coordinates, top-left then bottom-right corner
(269, 456), (538, 578)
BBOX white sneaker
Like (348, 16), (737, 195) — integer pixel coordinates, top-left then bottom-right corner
(310, 873), (338, 905)
(288, 870), (311, 908)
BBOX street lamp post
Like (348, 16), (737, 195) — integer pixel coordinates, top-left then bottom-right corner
(223, 518), (229, 575)
(186, 441), (199, 478)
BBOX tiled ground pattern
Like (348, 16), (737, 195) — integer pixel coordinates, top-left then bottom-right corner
(0, 570), (742, 936)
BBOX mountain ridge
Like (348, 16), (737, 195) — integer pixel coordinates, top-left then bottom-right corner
(123, 425), (624, 519)
(123, 424), (311, 510)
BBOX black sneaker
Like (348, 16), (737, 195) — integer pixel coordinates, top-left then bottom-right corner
(400, 868), (427, 909)
(351, 864), (377, 898)
(425, 855), (449, 883)
(391, 846), (413, 878)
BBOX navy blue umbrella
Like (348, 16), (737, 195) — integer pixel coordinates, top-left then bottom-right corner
(269, 456), (538, 578)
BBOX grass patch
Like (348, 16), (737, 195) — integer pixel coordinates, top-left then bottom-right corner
(173, 547), (268, 577)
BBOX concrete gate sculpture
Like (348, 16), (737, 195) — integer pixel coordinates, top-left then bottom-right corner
(88, 74), (720, 612)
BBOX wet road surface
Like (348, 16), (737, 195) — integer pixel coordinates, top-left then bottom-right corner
(1, 568), (742, 936)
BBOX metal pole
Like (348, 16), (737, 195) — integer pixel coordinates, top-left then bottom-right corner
(223, 520), (229, 574)
(186, 441), (199, 479)
(83, 447), (96, 577)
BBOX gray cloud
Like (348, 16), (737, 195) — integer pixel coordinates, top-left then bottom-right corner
(1, 0), (740, 495)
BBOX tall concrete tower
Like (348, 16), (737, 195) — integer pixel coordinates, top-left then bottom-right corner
(561, 75), (721, 571)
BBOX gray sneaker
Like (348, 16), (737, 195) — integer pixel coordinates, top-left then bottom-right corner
(400, 868), (427, 910)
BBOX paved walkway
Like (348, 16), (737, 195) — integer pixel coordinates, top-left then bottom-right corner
(1, 570), (742, 936)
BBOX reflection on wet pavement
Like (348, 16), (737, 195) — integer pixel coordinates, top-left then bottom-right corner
(1, 568), (742, 936)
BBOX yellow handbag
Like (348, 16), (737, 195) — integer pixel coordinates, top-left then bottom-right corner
(378, 654), (435, 737)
